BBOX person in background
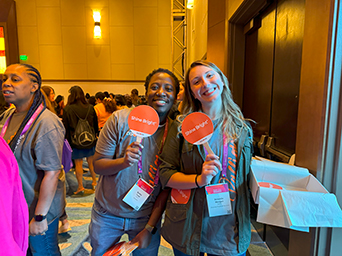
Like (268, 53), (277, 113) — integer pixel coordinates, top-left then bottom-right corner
(104, 91), (110, 98)
(1, 64), (65, 256)
(0, 90), (10, 115)
(159, 60), (253, 256)
(41, 89), (71, 234)
(125, 94), (133, 108)
(114, 94), (128, 110)
(62, 86), (98, 195)
(85, 93), (90, 102)
(94, 92), (117, 130)
(131, 89), (140, 106)
(109, 93), (115, 100)
(41, 85), (57, 111)
(88, 96), (96, 106)
(55, 95), (65, 118)
(139, 95), (148, 105)
(89, 68), (180, 256)
(177, 82), (184, 112)
(0, 136), (29, 256)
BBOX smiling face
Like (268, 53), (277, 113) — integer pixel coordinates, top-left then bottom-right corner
(188, 65), (223, 108)
(146, 72), (176, 123)
(2, 64), (39, 111)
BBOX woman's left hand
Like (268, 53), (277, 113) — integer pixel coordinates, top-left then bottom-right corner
(29, 218), (48, 236)
(198, 154), (222, 187)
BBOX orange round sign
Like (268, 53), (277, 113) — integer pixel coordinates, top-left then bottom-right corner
(181, 112), (214, 145)
(171, 189), (191, 204)
(104, 241), (138, 256)
(259, 182), (283, 190)
(128, 105), (159, 137)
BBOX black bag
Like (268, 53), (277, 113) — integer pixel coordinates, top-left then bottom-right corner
(71, 106), (96, 149)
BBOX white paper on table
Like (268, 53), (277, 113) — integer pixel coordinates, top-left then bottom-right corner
(256, 186), (342, 232)
(252, 157), (342, 231)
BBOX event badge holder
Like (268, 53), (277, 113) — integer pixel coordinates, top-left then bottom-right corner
(181, 112), (232, 217)
(123, 105), (160, 211)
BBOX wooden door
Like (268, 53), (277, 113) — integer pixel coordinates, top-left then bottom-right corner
(243, 0), (305, 161)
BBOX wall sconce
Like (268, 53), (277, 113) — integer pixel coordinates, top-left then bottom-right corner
(93, 10), (101, 39)
(187, 0), (194, 9)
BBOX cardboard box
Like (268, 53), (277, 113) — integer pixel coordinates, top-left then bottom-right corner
(250, 157), (342, 232)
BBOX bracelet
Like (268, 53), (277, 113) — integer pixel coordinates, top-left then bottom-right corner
(195, 174), (201, 188)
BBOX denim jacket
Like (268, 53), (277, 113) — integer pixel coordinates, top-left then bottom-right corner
(159, 119), (253, 255)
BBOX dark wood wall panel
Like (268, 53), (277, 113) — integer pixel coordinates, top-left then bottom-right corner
(243, 0), (304, 156)
(243, 5), (275, 141)
(270, 0), (305, 154)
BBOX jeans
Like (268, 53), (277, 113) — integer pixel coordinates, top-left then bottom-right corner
(89, 199), (161, 256)
(27, 217), (61, 256)
(173, 248), (247, 256)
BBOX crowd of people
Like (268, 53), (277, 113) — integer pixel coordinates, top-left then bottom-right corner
(0, 61), (253, 256)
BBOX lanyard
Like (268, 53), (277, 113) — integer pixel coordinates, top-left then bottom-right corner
(138, 119), (169, 186)
(204, 133), (229, 180)
(0, 104), (44, 150)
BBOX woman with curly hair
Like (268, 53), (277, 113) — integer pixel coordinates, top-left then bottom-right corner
(94, 91), (117, 130)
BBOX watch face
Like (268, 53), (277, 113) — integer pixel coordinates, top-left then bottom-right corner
(35, 215), (45, 221)
(151, 227), (157, 234)
(145, 224), (157, 234)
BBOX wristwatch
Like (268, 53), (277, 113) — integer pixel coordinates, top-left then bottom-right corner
(34, 214), (47, 222)
(145, 223), (157, 234)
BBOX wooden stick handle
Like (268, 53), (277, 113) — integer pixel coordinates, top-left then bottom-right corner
(136, 136), (142, 143)
(204, 142), (214, 155)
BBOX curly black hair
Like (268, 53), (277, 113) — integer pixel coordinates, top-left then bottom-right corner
(143, 68), (180, 97)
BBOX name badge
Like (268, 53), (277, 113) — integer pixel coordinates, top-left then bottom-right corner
(205, 183), (232, 217)
(123, 178), (154, 210)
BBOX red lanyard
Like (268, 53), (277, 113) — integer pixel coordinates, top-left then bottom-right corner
(138, 119), (169, 186)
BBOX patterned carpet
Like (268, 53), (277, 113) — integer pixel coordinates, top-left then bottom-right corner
(58, 170), (274, 256)
(58, 171), (174, 256)
(58, 171), (95, 256)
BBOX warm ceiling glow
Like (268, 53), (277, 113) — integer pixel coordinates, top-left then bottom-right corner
(93, 11), (101, 22)
(0, 27), (6, 73)
(94, 25), (101, 39)
(93, 10), (101, 39)
(187, 0), (194, 9)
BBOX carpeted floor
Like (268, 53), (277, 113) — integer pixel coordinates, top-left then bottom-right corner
(58, 170), (174, 256)
(58, 169), (274, 256)
(58, 170), (96, 255)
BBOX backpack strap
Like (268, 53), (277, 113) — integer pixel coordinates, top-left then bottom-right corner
(70, 105), (91, 121)
(84, 105), (91, 120)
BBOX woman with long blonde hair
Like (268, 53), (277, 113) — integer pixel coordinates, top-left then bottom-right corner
(159, 60), (253, 256)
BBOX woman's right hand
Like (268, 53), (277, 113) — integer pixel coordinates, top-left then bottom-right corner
(198, 154), (222, 187)
(124, 141), (143, 167)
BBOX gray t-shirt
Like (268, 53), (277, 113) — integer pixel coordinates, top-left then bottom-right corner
(198, 119), (239, 255)
(0, 107), (66, 223)
(95, 108), (167, 218)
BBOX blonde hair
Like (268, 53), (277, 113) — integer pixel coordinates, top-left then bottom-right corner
(41, 89), (56, 114)
(181, 60), (250, 140)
